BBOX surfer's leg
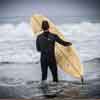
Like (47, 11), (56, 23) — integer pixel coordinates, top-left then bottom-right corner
(49, 63), (58, 82)
(41, 56), (48, 81)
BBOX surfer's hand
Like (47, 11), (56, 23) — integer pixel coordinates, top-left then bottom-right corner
(65, 42), (72, 46)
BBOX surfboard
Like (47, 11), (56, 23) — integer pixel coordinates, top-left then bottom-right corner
(30, 14), (84, 82)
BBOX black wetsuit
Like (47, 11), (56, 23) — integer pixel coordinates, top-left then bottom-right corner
(36, 31), (72, 82)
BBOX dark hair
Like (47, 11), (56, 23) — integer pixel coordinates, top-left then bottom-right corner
(41, 20), (49, 31)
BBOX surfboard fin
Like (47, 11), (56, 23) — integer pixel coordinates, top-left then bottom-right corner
(81, 76), (84, 85)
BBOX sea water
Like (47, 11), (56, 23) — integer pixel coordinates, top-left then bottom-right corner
(0, 17), (100, 98)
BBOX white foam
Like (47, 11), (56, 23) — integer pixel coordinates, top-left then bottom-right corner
(0, 22), (100, 62)
(0, 22), (33, 40)
(58, 22), (100, 61)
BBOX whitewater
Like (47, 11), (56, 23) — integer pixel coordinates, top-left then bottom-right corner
(0, 21), (100, 98)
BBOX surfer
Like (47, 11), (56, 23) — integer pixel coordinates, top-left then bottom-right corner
(36, 20), (72, 82)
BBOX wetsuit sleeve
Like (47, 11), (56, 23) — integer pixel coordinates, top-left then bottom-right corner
(36, 37), (41, 52)
(55, 35), (72, 46)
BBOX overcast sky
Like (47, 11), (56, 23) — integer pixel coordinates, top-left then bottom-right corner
(0, 0), (100, 23)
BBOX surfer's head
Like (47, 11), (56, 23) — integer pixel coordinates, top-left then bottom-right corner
(41, 20), (49, 31)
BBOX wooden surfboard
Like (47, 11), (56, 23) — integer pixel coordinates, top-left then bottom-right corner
(30, 14), (84, 81)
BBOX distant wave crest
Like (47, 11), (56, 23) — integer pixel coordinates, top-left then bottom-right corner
(0, 61), (34, 65)
(0, 57), (100, 65)
(84, 57), (100, 63)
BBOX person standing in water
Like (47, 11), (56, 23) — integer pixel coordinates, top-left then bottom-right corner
(36, 20), (72, 82)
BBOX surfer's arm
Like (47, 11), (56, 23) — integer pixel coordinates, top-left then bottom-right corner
(36, 37), (41, 52)
(55, 35), (72, 46)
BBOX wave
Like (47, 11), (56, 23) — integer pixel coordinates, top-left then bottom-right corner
(0, 21), (100, 62)
(0, 57), (100, 65)
(0, 21), (100, 40)
(0, 61), (34, 65)
(84, 57), (100, 63)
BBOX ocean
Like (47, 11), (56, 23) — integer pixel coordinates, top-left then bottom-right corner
(0, 17), (100, 99)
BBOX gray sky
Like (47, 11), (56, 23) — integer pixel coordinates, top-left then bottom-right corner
(0, 0), (100, 17)
(0, 0), (100, 23)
